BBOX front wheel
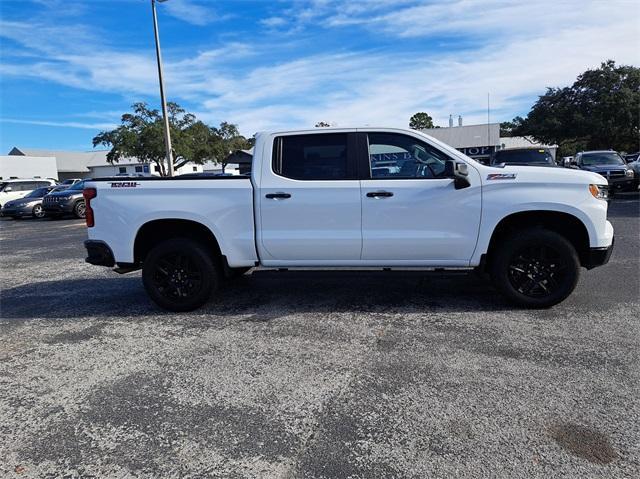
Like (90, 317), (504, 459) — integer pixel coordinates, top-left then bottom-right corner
(32, 204), (45, 218)
(490, 228), (580, 308)
(73, 200), (86, 219)
(142, 238), (219, 311)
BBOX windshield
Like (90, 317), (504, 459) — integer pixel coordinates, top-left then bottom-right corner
(492, 149), (552, 164)
(581, 152), (624, 166)
(25, 187), (49, 198)
(68, 180), (86, 191)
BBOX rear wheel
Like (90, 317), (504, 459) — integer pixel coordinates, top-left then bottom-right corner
(73, 200), (86, 219)
(32, 204), (45, 218)
(490, 228), (580, 308)
(142, 238), (219, 311)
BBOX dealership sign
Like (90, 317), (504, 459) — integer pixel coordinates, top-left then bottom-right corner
(457, 146), (496, 158)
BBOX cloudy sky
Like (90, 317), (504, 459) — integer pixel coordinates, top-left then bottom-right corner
(0, 0), (638, 152)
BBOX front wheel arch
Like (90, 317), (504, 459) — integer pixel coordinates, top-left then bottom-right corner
(485, 211), (591, 268)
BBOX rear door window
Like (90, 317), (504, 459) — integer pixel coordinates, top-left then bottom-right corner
(273, 133), (352, 180)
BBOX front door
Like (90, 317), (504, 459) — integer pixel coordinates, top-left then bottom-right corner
(259, 132), (362, 264)
(360, 131), (481, 265)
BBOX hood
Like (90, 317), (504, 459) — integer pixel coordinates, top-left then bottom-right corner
(482, 164), (607, 186)
(4, 197), (41, 207)
(47, 189), (82, 197)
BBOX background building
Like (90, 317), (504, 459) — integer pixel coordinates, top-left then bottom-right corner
(421, 122), (556, 163)
(421, 123), (501, 163)
(0, 155), (58, 180)
(5, 147), (204, 179)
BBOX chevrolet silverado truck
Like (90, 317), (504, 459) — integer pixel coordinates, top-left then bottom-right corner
(83, 128), (614, 311)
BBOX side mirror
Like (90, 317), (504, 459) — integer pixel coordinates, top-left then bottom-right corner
(3, 186), (12, 192)
(445, 160), (470, 189)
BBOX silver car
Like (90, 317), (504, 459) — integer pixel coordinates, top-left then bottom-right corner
(0, 186), (57, 219)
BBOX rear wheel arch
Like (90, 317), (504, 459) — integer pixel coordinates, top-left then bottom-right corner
(485, 211), (591, 267)
(134, 219), (222, 265)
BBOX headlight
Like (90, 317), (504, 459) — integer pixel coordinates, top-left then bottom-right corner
(589, 184), (608, 200)
(626, 169), (634, 178)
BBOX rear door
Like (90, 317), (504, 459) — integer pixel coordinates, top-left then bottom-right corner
(359, 131), (482, 265)
(258, 132), (362, 263)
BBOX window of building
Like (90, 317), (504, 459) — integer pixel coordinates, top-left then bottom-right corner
(119, 167), (127, 174)
(193, 166), (198, 172)
(273, 133), (349, 180)
(367, 133), (449, 179)
(135, 166), (143, 173)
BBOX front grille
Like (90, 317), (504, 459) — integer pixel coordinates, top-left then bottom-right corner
(598, 170), (626, 179)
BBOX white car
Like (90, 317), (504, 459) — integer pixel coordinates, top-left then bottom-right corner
(84, 127), (614, 311)
(0, 178), (57, 209)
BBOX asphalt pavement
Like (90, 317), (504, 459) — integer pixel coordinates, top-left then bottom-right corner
(0, 195), (638, 478)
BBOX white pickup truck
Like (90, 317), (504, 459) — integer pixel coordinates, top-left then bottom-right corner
(84, 127), (614, 311)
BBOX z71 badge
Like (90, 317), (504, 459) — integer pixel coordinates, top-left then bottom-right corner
(487, 173), (517, 180)
(110, 182), (140, 188)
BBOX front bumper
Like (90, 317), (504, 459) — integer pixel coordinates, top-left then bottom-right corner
(608, 177), (637, 192)
(84, 240), (115, 267)
(584, 237), (614, 270)
(43, 200), (75, 215)
(1, 205), (33, 217)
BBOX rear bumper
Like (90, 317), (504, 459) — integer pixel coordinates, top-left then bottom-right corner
(84, 240), (115, 267)
(584, 237), (614, 270)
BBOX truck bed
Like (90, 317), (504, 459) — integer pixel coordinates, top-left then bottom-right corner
(86, 176), (258, 267)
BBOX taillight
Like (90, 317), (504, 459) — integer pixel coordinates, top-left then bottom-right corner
(83, 187), (97, 227)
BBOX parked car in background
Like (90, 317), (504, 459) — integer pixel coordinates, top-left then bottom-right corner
(627, 158), (640, 187)
(60, 178), (83, 186)
(491, 148), (556, 167)
(0, 178), (57, 209)
(43, 179), (90, 219)
(623, 152), (640, 164)
(570, 151), (637, 195)
(0, 185), (57, 219)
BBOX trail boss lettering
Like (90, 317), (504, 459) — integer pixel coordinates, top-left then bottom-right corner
(110, 182), (140, 188)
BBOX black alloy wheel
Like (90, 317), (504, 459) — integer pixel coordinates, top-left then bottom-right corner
(507, 245), (568, 298)
(142, 238), (218, 311)
(490, 228), (580, 308)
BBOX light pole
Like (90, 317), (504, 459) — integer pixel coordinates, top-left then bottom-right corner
(151, 0), (174, 176)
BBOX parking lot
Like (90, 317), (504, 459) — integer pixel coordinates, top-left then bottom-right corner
(0, 196), (638, 478)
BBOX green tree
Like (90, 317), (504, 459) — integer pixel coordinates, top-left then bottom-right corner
(512, 61), (640, 154)
(93, 103), (252, 176)
(499, 117), (525, 137)
(409, 112), (435, 130)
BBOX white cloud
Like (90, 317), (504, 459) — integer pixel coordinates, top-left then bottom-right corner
(1, 0), (638, 137)
(162, 0), (218, 26)
(261, 16), (287, 28)
(1, 118), (117, 130)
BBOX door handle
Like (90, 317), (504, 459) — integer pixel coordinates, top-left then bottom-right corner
(265, 192), (291, 199)
(366, 191), (394, 198)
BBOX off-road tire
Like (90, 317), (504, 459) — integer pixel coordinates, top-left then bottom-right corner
(489, 228), (580, 308)
(142, 238), (219, 311)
